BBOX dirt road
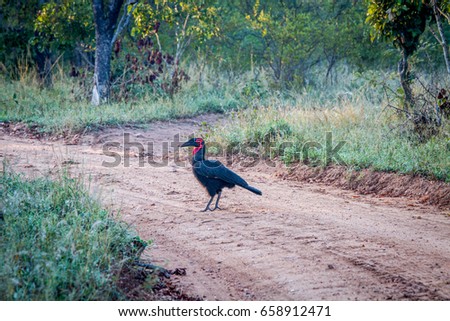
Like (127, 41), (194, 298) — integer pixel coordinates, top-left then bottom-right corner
(1, 116), (449, 300)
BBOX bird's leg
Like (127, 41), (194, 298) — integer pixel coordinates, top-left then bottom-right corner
(201, 195), (215, 212)
(211, 191), (222, 211)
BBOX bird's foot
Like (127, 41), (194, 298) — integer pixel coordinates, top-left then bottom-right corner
(201, 207), (221, 212)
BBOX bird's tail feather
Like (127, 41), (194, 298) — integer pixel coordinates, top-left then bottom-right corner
(245, 185), (262, 195)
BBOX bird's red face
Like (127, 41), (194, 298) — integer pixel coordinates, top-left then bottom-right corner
(192, 138), (204, 155)
(180, 137), (204, 155)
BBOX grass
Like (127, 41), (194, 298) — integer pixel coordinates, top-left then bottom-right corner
(208, 85), (450, 182)
(0, 168), (146, 300)
(0, 70), (240, 135)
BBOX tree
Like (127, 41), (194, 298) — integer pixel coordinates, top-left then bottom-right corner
(246, 0), (320, 88)
(131, 0), (219, 96)
(0, 0), (53, 84)
(91, 0), (138, 105)
(34, 0), (95, 71)
(31, 0), (218, 102)
(428, 0), (450, 75)
(318, 0), (372, 84)
(366, 0), (432, 110)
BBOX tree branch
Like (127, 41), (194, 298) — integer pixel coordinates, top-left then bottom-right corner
(429, 25), (443, 46)
(437, 4), (450, 23)
(132, 260), (171, 279)
(111, 0), (138, 46)
(92, 0), (104, 27)
(76, 47), (95, 68)
(108, 0), (126, 31)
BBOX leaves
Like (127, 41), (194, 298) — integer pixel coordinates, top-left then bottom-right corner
(34, 0), (94, 52)
(366, 0), (432, 54)
(245, 0), (372, 87)
(131, 0), (219, 41)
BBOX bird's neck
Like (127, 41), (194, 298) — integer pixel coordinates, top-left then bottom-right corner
(193, 145), (205, 162)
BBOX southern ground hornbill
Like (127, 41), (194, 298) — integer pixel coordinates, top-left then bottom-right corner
(180, 137), (262, 211)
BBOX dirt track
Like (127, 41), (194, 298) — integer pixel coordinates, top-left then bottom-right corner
(1, 116), (450, 300)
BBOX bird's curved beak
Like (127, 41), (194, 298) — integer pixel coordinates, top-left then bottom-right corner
(180, 140), (195, 147)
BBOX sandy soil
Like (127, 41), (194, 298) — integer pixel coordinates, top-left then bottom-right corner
(1, 115), (449, 300)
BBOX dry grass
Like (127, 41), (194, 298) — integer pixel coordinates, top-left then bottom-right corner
(209, 89), (450, 182)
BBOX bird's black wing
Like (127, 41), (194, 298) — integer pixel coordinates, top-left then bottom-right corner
(194, 160), (248, 187)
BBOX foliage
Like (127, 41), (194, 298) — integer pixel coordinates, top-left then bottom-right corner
(2, 0), (449, 89)
(34, 0), (94, 52)
(130, 0), (220, 96)
(318, 1), (383, 75)
(109, 37), (191, 100)
(366, 0), (432, 55)
(0, 170), (146, 300)
(0, 0), (43, 72)
(246, 0), (320, 87)
(365, 0), (448, 137)
(242, 0), (388, 87)
(132, 0), (219, 41)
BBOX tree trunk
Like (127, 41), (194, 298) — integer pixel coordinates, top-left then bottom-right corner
(35, 48), (53, 88)
(432, 0), (450, 75)
(398, 48), (413, 111)
(325, 54), (336, 85)
(91, 0), (126, 106)
(92, 30), (114, 105)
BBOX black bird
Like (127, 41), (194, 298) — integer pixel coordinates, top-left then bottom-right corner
(180, 137), (262, 211)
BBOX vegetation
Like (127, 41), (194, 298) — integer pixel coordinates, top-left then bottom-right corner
(0, 68), (239, 134)
(0, 168), (147, 300)
(0, 0), (449, 302)
(1, 0), (449, 181)
(0, 0), (450, 300)
(208, 80), (450, 182)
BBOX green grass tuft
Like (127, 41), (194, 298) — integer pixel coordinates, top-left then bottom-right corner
(0, 169), (145, 300)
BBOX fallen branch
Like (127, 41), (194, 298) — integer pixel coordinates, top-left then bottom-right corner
(132, 260), (171, 278)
